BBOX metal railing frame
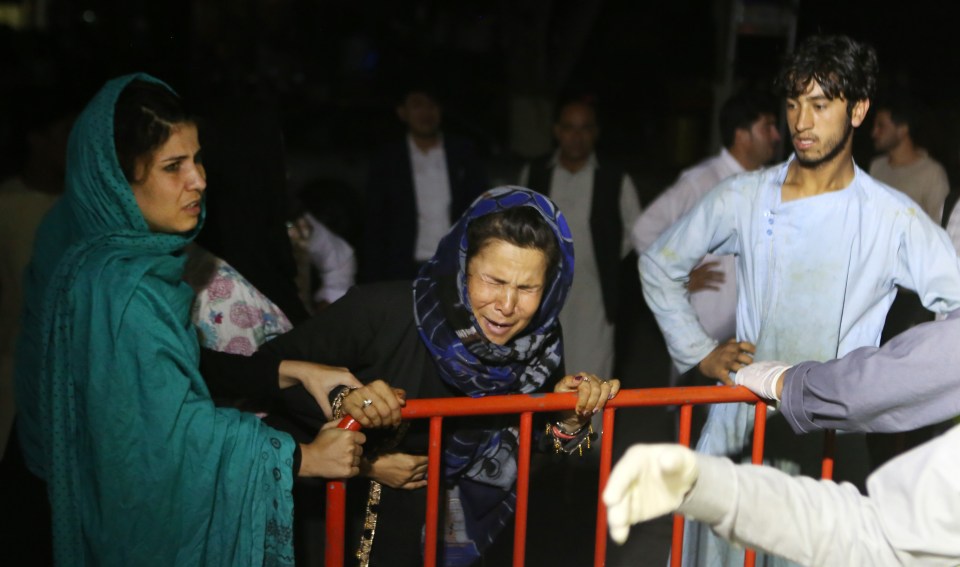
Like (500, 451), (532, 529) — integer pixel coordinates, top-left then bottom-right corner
(324, 386), (835, 567)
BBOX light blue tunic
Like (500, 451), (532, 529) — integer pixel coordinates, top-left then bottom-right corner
(640, 157), (960, 567)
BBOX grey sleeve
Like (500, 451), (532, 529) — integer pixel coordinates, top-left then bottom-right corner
(780, 310), (960, 434)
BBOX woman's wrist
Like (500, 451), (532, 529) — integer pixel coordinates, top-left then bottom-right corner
(328, 385), (350, 406)
(297, 443), (315, 476)
(544, 421), (593, 456)
(331, 386), (355, 419)
(557, 412), (585, 432)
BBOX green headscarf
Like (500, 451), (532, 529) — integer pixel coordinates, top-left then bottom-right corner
(14, 73), (297, 566)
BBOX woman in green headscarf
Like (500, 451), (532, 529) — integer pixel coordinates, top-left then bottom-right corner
(13, 73), (366, 566)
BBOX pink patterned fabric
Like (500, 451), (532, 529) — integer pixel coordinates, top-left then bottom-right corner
(192, 257), (293, 354)
(206, 274), (235, 300)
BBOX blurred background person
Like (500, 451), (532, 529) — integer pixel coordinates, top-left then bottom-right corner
(0, 86), (76, 459)
(360, 84), (488, 283)
(869, 95), (949, 223)
(295, 177), (361, 311)
(520, 98), (641, 383)
(632, 89), (780, 388)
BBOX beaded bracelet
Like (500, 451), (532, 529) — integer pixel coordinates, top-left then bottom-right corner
(546, 422), (594, 456)
(552, 421), (586, 439)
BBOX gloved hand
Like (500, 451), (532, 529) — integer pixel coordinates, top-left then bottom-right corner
(603, 444), (699, 544)
(734, 361), (791, 401)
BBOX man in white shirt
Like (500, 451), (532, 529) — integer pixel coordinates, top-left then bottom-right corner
(520, 99), (642, 379)
(361, 86), (488, 282)
(631, 91), (780, 384)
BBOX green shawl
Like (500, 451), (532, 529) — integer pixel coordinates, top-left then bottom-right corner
(14, 73), (296, 566)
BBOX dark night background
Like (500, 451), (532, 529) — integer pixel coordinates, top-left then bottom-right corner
(3, 1), (960, 565)
(4, 0), (960, 203)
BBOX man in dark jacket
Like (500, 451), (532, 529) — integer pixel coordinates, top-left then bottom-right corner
(360, 87), (488, 282)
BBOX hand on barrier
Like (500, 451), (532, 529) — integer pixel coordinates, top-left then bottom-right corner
(364, 452), (429, 490)
(343, 379), (406, 428)
(698, 339), (756, 384)
(603, 444), (699, 545)
(277, 360), (364, 419)
(299, 420), (366, 479)
(734, 361), (791, 402)
(554, 372), (621, 421)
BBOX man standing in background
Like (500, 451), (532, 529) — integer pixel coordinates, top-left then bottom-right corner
(631, 90), (780, 385)
(520, 98), (641, 380)
(869, 96), (949, 222)
(0, 92), (75, 459)
(360, 85), (488, 283)
(866, 95), (952, 466)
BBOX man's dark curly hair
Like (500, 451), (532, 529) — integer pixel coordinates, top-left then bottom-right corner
(776, 35), (878, 112)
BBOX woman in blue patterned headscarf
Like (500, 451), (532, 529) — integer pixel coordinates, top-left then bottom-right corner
(13, 74), (365, 566)
(261, 186), (621, 566)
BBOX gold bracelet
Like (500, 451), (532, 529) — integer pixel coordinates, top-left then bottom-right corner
(331, 387), (355, 420)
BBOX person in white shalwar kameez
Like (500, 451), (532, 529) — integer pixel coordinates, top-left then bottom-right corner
(640, 35), (960, 567)
(632, 91), (780, 385)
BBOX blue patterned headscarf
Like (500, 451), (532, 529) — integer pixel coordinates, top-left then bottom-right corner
(14, 74), (296, 566)
(412, 186), (574, 565)
(413, 186), (574, 396)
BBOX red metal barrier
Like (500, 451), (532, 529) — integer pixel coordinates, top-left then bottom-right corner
(324, 386), (830, 567)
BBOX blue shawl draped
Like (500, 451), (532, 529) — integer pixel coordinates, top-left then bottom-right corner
(413, 186), (575, 565)
(14, 73), (296, 566)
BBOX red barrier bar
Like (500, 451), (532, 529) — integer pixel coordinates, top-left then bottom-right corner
(671, 404), (694, 567)
(399, 386), (760, 419)
(750, 403), (768, 465)
(594, 408), (616, 567)
(821, 429), (836, 480)
(424, 416), (444, 567)
(513, 412), (534, 567)
(325, 386), (787, 567)
(742, 403), (769, 567)
(325, 416), (361, 567)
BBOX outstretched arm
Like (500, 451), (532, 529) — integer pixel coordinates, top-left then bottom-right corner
(605, 439), (960, 566)
(677, 454), (902, 566)
(736, 310), (960, 434)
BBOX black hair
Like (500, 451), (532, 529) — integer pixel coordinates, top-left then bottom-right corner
(718, 90), (778, 148)
(873, 94), (917, 129)
(775, 35), (878, 113)
(393, 76), (444, 107)
(466, 207), (560, 277)
(113, 80), (193, 183)
(553, 95), (598, 125)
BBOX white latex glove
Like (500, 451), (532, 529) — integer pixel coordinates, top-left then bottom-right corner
(603, 444), (699, 544)
(734, 361), (791, 402)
